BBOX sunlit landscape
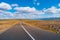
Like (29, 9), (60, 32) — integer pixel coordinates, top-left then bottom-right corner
(0, 20), (20, 34)
(23, 20), (60, 34)
(0, 20), (60, 34)
(0, 0), (60, 40)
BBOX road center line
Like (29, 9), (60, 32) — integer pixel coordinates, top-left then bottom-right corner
(21, 23), (35, 40)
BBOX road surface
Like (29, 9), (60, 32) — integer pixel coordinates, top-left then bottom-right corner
(0, 23), (60, 40)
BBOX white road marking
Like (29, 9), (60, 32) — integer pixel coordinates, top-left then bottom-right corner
(21, 24), (35, 40)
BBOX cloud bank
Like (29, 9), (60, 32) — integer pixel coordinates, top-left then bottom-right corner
(0, 2), (60, 19)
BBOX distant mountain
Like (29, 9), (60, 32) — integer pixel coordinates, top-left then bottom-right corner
(35, 17), (60, 20)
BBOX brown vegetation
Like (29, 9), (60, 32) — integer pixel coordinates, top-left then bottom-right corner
(23, 20), (60, 34)
(0, 20), (20, 34)
(0, 19), (60, 34)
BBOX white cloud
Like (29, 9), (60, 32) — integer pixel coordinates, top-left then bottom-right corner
(0, 2), (60, 19)
(1, 6), (60, 19)
(14, 7), (36, 13)
(36, 2), (40, 6)
(13, 12), (42, 19)
(0, 2), (12, 10)
(13, 6), (60, 19)
(43, 6), (60, 14)
(33, 0), (40, 6)
(58, 3), (60, 7)
(14, 7), (44, 14)
(0, 10), (13, 19)
(11, 4), (19, 7)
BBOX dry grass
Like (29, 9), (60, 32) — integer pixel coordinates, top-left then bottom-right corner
(0, 19), (60, 34)
(22, 20), (60, 34)
(0, 20), (20, 34)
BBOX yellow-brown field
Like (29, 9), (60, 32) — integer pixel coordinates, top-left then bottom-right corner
(0, 20), (20, 34)
(22, 20), (60, 34)
(0, 19), (60, 34)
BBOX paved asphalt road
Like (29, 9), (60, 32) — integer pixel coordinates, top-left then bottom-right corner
(0, 23), (60, 40)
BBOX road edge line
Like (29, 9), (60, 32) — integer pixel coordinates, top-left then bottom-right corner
(21, 23), (35, 40)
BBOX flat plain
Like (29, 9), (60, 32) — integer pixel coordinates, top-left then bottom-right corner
(0, 20), (20, 34)
(22, 20), (60, 34)
(0, 19), (60, 34)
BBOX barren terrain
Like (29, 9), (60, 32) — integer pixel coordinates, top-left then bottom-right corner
(22, 20), (60, 34)
(0, 20), (20, 34)
(0, 19), (60, 34)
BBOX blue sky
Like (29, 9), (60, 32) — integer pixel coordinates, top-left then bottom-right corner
(0, 0), (60, 9)
(0, 0), (60, 19)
